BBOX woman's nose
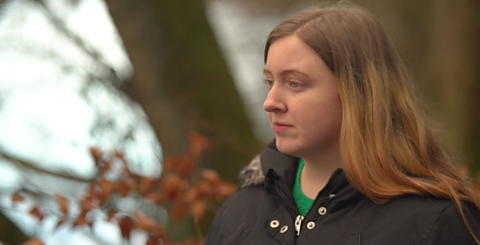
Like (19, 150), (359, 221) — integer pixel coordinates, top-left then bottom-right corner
(263, 86), (286, 113)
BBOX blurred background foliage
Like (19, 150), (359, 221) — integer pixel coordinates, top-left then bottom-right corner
(0, 0), (478, 244)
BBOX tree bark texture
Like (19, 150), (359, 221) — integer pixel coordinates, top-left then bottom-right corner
(104, 0), (262, 180)
(0, 212), (28, 244)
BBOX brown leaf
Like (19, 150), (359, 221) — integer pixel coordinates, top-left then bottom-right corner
(21, 237), (43, 245)
(146, 236), (162, 245)
(98, 178), (117, 205)
(145, 191), (164, 203)
(119, 216), (133, 239)
(138, 177), (158, 195)
(190, 200), (206, 218)
(29, 207), (44, 221)
(200, 169), (220, 184)
(185, 186), (202, 202)
(188, 132), (209, 157)
(80, 199), (97, 212)
(55, 194), (69, 215)
(90, 147), (103, 166)
(162, 175), (188, 202)
(55, 219), (66, 230)
(172, 203), (189, 221)
(74, 210), (90, 227)
(217, 183), (237, 198)
(107, 211), (116, 221)
(12, 192), (24, 203)
(197, 181), (215, 199)
(114, 150), (124, 159)
(84, 184), (97, 200)
(163, 156), (196, 177)
(152, 226), (166, 238)
(134, 210), (157, 231)
(177, 157), (196, 178)
(101, 160), (111, 172)
(162, 157), (178, 172)
(118, 179), (135, 197)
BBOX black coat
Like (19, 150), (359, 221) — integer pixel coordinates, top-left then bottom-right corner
(205, 141), (480, 245)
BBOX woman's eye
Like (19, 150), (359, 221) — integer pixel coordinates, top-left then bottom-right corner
(265, 80), (274, 88)
(290, 82), (300, 88)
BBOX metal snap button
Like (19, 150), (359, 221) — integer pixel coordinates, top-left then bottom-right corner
(307, 221), (315, 229)
(270, 220), (280, 228)
(318, 207), (327, 215)
(280, 225), (288, 233)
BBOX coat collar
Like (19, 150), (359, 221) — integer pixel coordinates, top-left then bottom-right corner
(239, 139), (360, 204)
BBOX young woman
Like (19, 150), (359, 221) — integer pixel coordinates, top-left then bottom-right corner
(205, 3), (480, 245)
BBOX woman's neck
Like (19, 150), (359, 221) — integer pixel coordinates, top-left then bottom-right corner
(300, 146), (342, 199)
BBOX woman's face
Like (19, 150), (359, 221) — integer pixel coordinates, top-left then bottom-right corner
(263, 35), (342, 159)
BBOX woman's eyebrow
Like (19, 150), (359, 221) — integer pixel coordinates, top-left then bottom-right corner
(280, 69), (309, 77)
(263, 68), (309, 77)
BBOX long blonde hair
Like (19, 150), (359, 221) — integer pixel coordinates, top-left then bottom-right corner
(265, 3), (480, 243)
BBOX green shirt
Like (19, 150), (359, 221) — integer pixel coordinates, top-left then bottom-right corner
(293, 159), (315, 216)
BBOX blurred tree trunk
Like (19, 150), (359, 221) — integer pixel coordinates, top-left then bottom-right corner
(465, 0), (480, 174)
(104, 0), (262, 180)
(0, 213), (28, 244)
(357, 0), (480, 173)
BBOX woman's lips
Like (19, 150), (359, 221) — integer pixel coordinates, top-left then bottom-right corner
(273, 122), (293, 132)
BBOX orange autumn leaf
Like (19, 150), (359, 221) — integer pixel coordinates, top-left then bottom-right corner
(188, 132), (209, 157)
(21, 237), (43, 245)
(119, 216), (133, 239)
(197, 181), (215, 199)
(217, 183), (237, 198)
(190, 200), (206, 218)
(163, 156), (196, 177)
(55, 194), (69, 215)
(29, 207), (44, 221)
(12, 192), (23, 203)
(162, 157), (179, 172)
(177, 157), (196, 178)
(145, 191), (164, 203)
(199, 169), (220, 184)
(134, 210), (157, 231)
(90, 147), (103, 166)
(172, 203), (189, 221)
(101, 160), (111, 172)
(185, 186), (202, 202)
(107, 211), (117, 221)
(152, 226), (166, 238)
(55, 219), (66, 230)
(162, 175), (188, 202)
(74, 210), (89, 227)
(114, 150), (125, 159)
(84, 184), (98, 200)
(80, 199), (96, 212)
(118, 179), (135, 197)
(146, 236), (163, 245)
(98, 178), (117, 204)
(138, 177), (158, 195)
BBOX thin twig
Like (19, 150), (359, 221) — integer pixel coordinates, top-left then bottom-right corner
(35, 0), (121, 86)
(194, 216), (204, 243)
(0, 150), (94, 183)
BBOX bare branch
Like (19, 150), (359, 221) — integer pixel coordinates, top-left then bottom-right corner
(34, 0), (122, 86)
(0, 150), (93, 183)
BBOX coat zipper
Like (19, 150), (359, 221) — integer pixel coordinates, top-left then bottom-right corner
(276, 169), (341, 236)
(275, 182), (305, 236)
